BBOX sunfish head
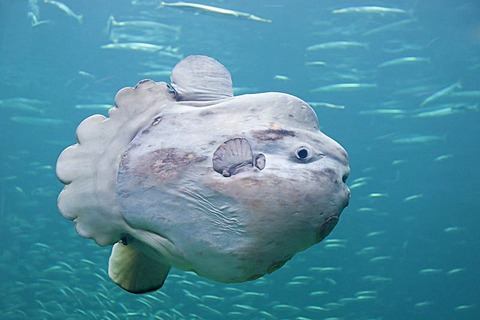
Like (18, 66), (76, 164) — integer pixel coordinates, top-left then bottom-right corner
(207, 92), (350, 256)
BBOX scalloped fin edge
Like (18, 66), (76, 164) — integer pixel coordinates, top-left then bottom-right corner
(56, 80), (175, 246)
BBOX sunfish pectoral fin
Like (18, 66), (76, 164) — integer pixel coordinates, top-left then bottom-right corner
(108, 241), (170, 294)
(213, 138), (266, 177)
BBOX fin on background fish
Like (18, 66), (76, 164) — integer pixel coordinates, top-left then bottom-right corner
(170, 55), (233, 101)
(108, 241), (171, 294)
(213, 137), (265, 177)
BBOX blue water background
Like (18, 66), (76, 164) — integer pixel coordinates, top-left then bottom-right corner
(0, 0), (479, 319)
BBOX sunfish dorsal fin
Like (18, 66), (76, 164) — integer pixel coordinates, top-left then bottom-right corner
(170, 55), (233, 101)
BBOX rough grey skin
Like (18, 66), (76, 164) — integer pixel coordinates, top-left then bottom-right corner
(56, 55), (350, 293)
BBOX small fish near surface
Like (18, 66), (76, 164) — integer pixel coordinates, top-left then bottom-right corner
(159, 1), (272, 23)
(378, 56), (430, 68)
(311, 83), (377, 92)
(11, 116), (68, 126)
(56, 55), (350, 294)
(44, 0), (83, 24)
(420, 81), (462, 106)
(392, 134), (446, 144)
(101, 42), (166, 53)
(306, 41), (368, 51)
(332, 6), (408, 15)
(0, 97), (50, 113)
(105, 15), (181, 44)
(412, 103), (478, 118)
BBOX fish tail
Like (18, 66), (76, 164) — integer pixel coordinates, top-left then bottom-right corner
(105, 15), (114, 36)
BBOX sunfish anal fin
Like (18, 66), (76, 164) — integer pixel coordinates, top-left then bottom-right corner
(108, 241), (170, 294)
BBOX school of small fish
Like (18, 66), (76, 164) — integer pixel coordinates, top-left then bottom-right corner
(1, 0), (478, 319)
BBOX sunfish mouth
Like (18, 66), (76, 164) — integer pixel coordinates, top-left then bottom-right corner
(212, 138), (266, 177)
(344, 188), (351, 208)
(315, 184), (349, 242)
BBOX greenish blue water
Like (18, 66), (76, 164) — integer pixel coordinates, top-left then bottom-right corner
(1, 0), (479, 319)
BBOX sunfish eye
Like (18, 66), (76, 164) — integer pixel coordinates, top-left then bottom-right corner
(295, 146), (311, 161)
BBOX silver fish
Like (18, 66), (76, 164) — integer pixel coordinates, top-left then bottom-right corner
(392, 134), (445, 144)
(311, 83), (377, 92)
(420, 82), (461, 106)
(378, 56), (430, 68)
(306, 41), (368, 51)
(101, 42), (165, 52)
(362, 19), (416, 36)
(159, 1), (271, 23)
(107, 15), (180, 32)
(44, 0), (83, 24)
(10, 116), (68, 126)
(333, 6), (408, 14)
(359, 108), (406, 115)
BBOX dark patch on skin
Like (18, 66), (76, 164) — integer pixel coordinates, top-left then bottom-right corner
(307, 135), (348, 166)
(322, 168), (338, 182)
(200, 110), (214, 117)
(120, 234), (133, 245)
(266, 258), (291, 274)
(252, 129), (296, 141)
(321, 149), (349, 166)
(311, 167), (339, 185)
(246, 273), (263, 281)
(150, 148), (207, 181)
(316, 216), (339, 243)
(152, 116), (162, 126)
(140, 116), (163, 135)
(135, 79), (151, 88)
